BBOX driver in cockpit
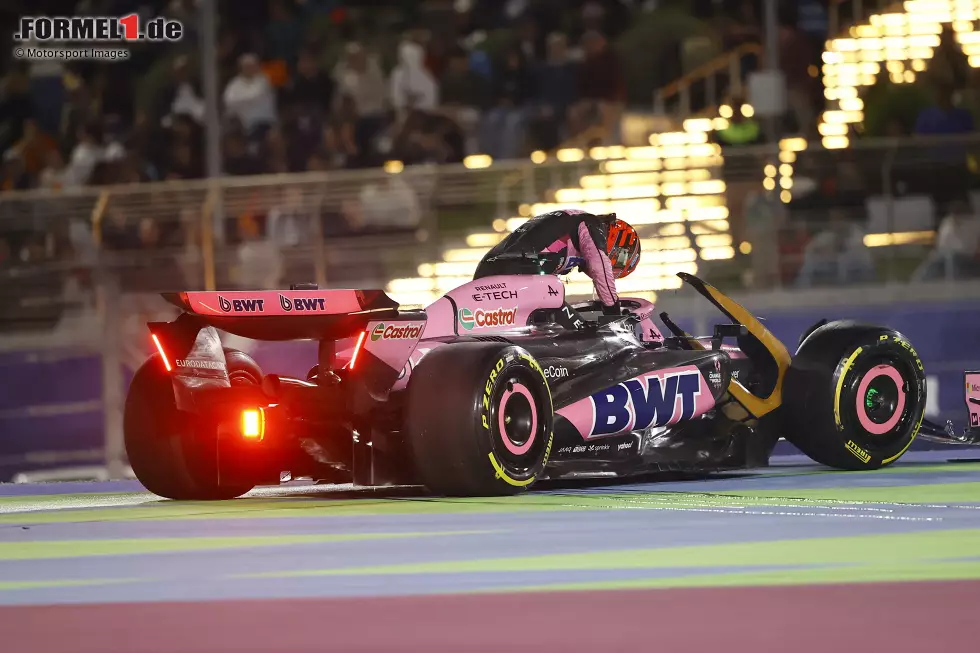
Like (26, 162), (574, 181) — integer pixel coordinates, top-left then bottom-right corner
(473, 209), (640, 316)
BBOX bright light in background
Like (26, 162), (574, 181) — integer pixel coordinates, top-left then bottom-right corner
(384, 160), (404, 174)
(463, 154), (492, 169)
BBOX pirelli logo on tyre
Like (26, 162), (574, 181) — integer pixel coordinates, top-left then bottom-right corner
(845, 439), (872, 464)
(481, 357), (506, 430)
(879, 334), (924, 371)
(370, 322), (423, 341)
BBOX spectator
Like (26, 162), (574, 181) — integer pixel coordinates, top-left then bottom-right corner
(282, 48), (335, 117)
(439, 46), (490, 153)
(529, 33), (579, 151)
(912, 200), (980, 281)
(13, 119), (58, 179)
(440, 47), (490, 110)
(224, 132), (263, 176)
(158, 56), (206, 126)
(234, 215), (283, 290)
(358, 173), (421, 231)
(223, 53), (278, 138)
(390, 40), (440, 117)
(265, 0), (303, 70)
(1, 150), (30, 191)
(38, 149), (73, 190)
(481, 48), (531, 159)
(66, 122), (104, 186)
(570, 31), (625, 145)
(795, 210), (875, 287)
(24, 42), (64, 137)
(334, 43), (388, 157)
(0, 67), (35, 153)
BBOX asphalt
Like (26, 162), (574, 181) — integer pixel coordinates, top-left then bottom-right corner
(2, 450), (980, 652)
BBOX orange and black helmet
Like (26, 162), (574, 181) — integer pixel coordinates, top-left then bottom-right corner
(605, 217), (640, 278)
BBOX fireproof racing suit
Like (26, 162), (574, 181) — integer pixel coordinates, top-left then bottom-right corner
(473, 209), (620, 309)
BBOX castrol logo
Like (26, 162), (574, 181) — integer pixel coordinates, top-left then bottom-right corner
(371, 323), (423, 341)
(459, 307), (518, 330)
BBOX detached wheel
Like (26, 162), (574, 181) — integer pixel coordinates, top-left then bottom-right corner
(406, 343), (554, 496)
(782, 320), (926, 470)
(124, 349), (259, 500)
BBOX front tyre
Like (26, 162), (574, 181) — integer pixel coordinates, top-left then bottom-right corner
(406, 343), (554, 496)
(782, 321), (926, 470)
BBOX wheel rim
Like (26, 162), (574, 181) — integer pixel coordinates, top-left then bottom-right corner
(487, 367), (547, 474)
(497, 382), (538, 455)
(842, 353), (919, 449)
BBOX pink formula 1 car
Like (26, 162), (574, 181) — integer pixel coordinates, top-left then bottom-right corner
(126, 259), (961, 500)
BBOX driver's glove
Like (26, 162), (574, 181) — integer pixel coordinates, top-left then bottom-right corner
(602, 301), (622, 316)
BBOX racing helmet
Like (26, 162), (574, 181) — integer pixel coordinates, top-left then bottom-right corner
(605, 218), (640, 278)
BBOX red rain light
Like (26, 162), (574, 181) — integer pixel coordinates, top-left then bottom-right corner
(241, 408), (264, 440)
(349, 330), (367, 369)
(151, 333), (171, 372)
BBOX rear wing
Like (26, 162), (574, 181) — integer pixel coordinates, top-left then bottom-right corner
(149, 288), (425, 413)
(160, 289), (400, 341)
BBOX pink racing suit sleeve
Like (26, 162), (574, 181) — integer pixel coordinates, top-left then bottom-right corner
(577, 221), (619, 306)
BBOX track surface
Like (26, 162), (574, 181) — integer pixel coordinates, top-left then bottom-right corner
(3, 451), (980, 651)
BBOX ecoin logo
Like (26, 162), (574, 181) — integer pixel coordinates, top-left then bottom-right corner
(459, 307), (518, 330)
(371, 323), (423, 341)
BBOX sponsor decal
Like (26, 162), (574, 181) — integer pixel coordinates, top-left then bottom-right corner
(561, 304), (585, 330)
(474, 283), (507, 291)
(472, 290), (518, 302)
(544, 366), (569, 379)
(845, 439), (872, 464)
(590, 370), (702, 436)
(548, 284), (560, 296)
(617, 441), (633, 451)
(218, 296), (265, 313)
(587, 443), (610, 452)
(175, 359), (225, 370)
(572, 445), (586, 453)
(370, 322), (423, 341)
(279, 295), (326, 312)
(459, 306), (518, 331)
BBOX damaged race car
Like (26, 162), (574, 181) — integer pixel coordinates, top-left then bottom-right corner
(126, 256), (974, 500)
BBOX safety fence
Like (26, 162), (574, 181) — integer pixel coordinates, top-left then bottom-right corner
(2, 132), (980, 327)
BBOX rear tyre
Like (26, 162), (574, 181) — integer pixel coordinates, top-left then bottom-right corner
(406, 343), (554, 496)
(124, 349), (258, 500)
(782, 321), (926, 470)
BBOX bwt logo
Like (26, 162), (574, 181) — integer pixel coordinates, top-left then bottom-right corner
(590, 370), (702, 436)
(218, 296), (265, 313)
(279, 295), (326, 312)
(459, 306), (518, 330)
